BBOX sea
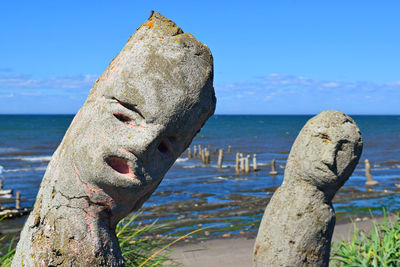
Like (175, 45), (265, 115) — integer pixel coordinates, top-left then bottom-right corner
(1, 115), (400, 226)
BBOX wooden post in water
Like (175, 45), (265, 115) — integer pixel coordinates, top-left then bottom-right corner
(188, 148), (192, 158)
(240, 154), (245, 173)
(235, 153), (240, 175)
(365, 159), (378, 186)
(16, 191), (21, 209)
(212, 148), (218, 156)
(0, 180), (2, 190)
(228, 145), (231, 153)
(193, 145), (197, 158)
(245, 155), (250, 173)
(201, 148), (206, 164)
(253, 154), (258, 172)
(217, 148), (224, 169)
(198, 145), (202, 159)
(205, 148), (210, 164)
(269, 159), (278, 175)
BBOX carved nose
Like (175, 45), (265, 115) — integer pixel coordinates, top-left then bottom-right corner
(131, 130), (173, 165)
(321, 144), (336, 169)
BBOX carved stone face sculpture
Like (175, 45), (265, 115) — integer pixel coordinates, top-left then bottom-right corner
(254, 111), (363, 267)
(285, 111), (362, 198)
(50, 12), (216, 226)
(12, 12), (215, 266)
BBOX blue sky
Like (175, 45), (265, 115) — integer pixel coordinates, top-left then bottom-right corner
(1, 1), (399, 114)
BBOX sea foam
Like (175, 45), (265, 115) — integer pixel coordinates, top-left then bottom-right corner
(175, 157), (189, 163)
(4, 166), (47, 173)
(0, 156), (52, 162)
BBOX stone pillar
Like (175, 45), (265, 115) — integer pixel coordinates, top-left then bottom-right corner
(365, 159), (378, 186)
(269, 159), (278, 175)
(12, 12), (216, 267)
(254, 110), (363, 267)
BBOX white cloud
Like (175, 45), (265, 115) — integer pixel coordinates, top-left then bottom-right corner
(0, 93), (14, 98)
(0, 73), (97, 91)
(20, 92), (42, 96)
(215, 74), (400, 114)
(322, 82), (339, 87)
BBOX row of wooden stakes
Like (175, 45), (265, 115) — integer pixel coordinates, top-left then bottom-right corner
(0, 180), (32, 218)
(187, 145), (279, 175)
(187, 145), (386, 188)
(0, 180), (22, 209)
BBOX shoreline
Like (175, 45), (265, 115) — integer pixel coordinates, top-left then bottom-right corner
(1, 185), (398, 244)
(167, 213), (398, 267)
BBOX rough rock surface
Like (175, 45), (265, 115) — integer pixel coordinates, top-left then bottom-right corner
(253, 110), (362, 267)
(12, 12), (215, 266)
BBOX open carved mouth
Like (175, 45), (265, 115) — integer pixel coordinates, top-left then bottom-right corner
(105, 156), (141, 183)
(105, 157), (130, 174)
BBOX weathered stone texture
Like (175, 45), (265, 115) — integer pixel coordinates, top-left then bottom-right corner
(13, 12), (215, 266)
(254, 110), (363, 267)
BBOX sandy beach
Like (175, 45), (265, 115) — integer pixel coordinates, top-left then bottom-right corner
(168, 215), (396, 267)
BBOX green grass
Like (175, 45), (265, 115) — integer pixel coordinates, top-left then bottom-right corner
(116, 214), (172, 266)
(330, 212), (400, 267)
(0, 214), (178, 266)
(0, 236), (15, 267)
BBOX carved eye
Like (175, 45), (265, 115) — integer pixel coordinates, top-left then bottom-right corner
(111, 97), (145, 119)
(113, 112), (133, 123)
(113, 112), (137, 127)
(158, 140), (170, 154)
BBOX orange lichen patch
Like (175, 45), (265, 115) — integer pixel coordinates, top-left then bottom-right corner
(111, 66), (115, 70)
(318, 133), (331, 143)
(146, 22), (155, 28)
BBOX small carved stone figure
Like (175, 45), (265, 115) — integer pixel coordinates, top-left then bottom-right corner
(254, 110), (362, 267)
(13, 12), (215, 266)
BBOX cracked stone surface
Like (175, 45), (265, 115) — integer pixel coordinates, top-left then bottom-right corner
(12, 12), (216, 267)
(253, 110), (363, 267)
